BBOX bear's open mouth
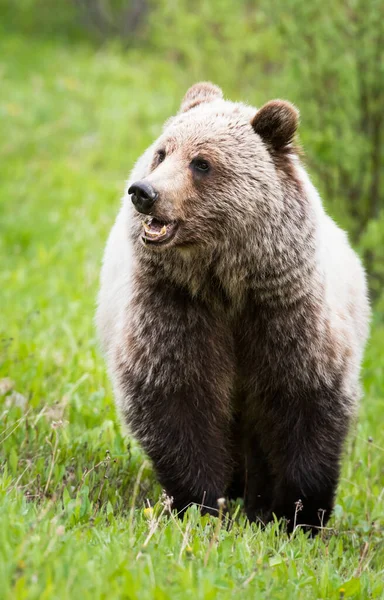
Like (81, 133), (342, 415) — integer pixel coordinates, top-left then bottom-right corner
(141, 217), (178, 245)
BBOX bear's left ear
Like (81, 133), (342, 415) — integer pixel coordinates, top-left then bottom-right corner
(251, 100), (299, 150)
(179, 82), (223, 113)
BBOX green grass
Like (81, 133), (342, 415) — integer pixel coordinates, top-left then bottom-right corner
(1, 27), (384, 600)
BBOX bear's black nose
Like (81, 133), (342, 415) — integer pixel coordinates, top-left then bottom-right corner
(128, 181), (158, 214)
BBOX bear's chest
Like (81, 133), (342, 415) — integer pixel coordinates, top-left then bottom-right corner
(232, 298), (329, 392)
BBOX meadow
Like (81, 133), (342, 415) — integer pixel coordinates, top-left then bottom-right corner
(1, 5), (384, 599)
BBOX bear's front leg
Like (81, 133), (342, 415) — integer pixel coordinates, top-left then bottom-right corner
(114, 276), (235, 516)
(264, 385), (351, 535)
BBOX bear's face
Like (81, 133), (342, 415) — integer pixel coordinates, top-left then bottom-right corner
(128, 83), (299, 253)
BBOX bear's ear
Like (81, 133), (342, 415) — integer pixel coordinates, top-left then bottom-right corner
(179, 82), (223, 113)
(251, 100), (299, 150)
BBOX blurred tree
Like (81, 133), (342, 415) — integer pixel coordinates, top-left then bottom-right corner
(261, 0), (383, 299)
(74, 0), (148, 41)
(266, 0), (383, 236)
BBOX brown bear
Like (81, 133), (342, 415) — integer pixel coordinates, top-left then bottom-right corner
(97, 82), (370, 533)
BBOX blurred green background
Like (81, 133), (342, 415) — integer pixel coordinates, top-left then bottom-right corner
(1, 2), (383, 598)
(1, 0), (383, 308)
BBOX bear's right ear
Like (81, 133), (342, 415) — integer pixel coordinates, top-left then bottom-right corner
(179, 82), (223, 113)
(251, 100), (299, 150)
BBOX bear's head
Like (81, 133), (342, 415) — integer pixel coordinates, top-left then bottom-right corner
(128, 82), (303, 259)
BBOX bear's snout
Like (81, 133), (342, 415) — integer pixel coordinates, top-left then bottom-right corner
(129, 180), (158, 215)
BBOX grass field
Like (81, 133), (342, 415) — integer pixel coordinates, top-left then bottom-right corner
(1, 26), (384, 600)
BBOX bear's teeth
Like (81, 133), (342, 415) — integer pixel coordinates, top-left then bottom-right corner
(142, 220), (168, 238)
(143, 220), (152, 233)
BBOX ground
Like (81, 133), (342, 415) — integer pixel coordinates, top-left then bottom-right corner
(1, 27), (384, 600)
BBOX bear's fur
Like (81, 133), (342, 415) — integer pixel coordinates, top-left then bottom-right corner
(97, 82), (370, 533)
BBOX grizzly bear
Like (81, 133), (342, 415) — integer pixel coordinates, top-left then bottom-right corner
(97, 82), (370, 533)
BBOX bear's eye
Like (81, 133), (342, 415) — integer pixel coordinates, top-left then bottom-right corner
(157, 150), (166, 163)
(191, 158), (210, 173)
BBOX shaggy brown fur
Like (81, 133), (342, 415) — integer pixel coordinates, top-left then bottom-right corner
(97, 83), (370, 534)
